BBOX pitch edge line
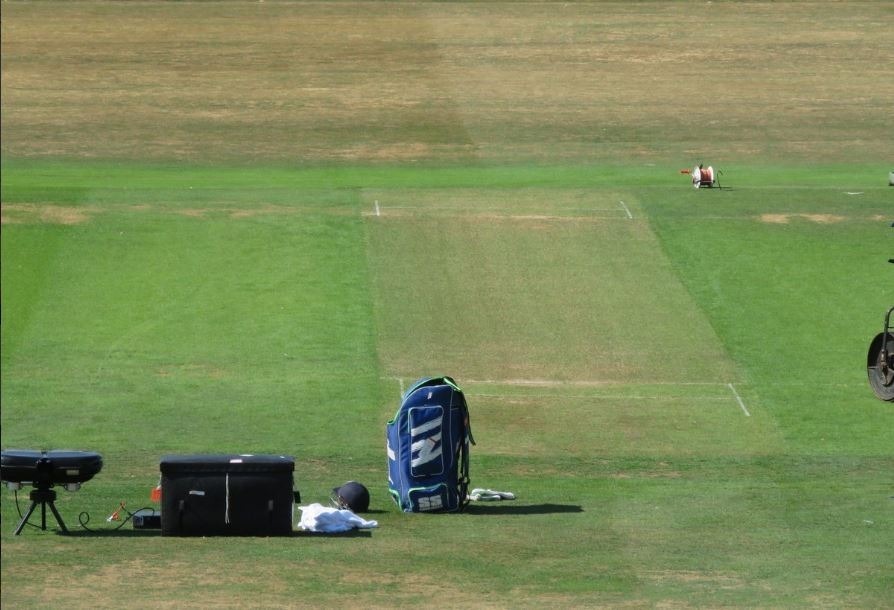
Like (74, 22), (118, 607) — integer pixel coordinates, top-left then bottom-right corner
(619, 201), (633, 219)
(727, 383), (751, 417)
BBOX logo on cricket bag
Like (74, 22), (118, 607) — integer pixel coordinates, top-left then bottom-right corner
(386, 377), (474, 513)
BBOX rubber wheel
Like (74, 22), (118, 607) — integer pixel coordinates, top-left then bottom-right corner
(867, 332), (894, 401)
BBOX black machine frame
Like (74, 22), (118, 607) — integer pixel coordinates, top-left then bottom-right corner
(866, 231), (894, 402)
(867, 305), (894, 402)
(1, 449), (103, 535)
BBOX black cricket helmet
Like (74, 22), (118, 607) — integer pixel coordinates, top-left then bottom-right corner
(331, 481), (370, 512)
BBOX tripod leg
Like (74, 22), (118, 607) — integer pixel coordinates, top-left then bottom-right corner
(48, 501), (69, 533)
(13, 501), (39, 535)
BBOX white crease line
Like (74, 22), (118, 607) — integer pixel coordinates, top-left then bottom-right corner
(376, 205), (621, 212)
(386, 376), (753, 412)
(363, 206), (631, 221)
(473, 392), (732, 402)
(386, 376), (747, 389)
(388, 376), (734, 389)
(460, 378), (728, 388)
(362, 212), (620, 222)
(619, 201), (633, 219)
(727, 383), (751, 417)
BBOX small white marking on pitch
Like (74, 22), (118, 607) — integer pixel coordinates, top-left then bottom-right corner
(727, 383), (751, 417)
(619, 201), (633, 219)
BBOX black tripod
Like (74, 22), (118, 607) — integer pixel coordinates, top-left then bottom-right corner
(13, 458), (70, 535)
(14, 485), (69, 535)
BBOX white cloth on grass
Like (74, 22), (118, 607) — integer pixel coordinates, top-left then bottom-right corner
(298, 503), (378, 533)
(468, 488), (516, 501)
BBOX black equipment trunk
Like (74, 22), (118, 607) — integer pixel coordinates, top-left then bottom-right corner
(160, 454), (295, 537)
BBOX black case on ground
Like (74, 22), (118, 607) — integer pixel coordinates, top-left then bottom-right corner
(160, 454), (295, 537)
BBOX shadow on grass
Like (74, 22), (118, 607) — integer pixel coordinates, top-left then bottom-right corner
(465, 503), (583, 515)
(59, 528), (374, 538)
(292, 529), (372, 538)
(57, 528), (161, 537)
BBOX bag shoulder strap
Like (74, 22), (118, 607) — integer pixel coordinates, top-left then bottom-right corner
(404, 376), (459, 398)
(388, 376), (460, 422)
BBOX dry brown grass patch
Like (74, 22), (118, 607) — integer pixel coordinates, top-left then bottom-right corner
(642, 569), (746, 589)
(1, 203), (97, 225)
(759, 213), (846, 224)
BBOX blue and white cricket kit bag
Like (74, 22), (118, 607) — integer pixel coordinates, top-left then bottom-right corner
(386, 376), (475, 512)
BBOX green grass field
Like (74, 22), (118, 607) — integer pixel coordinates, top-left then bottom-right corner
(2, 2), (893, 608)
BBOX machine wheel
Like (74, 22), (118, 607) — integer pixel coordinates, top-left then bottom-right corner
(867, 332), (894, 401)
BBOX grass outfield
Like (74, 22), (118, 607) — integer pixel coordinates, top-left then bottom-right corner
(2, 1), (894, 608)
